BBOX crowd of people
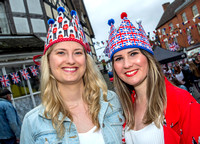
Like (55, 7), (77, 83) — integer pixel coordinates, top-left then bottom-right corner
(163, 54), (200, 101)
(1, 7), (200, 144)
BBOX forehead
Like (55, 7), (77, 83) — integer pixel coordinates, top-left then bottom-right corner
(114, 48), (140, 55)
(53, 41), (84, 50)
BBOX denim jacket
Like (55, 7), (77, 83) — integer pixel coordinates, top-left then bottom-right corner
(0, 98), (21, 139)
(20, 90), (124, 144)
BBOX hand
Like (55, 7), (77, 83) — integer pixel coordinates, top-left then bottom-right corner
(16, 139), (20, 144)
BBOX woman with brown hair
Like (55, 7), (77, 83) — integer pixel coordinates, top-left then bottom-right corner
(105, 12), (200, 144)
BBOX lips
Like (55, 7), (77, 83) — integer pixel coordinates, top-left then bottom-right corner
(125, 69), (138, 77)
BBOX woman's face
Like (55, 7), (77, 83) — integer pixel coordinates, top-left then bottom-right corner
(48, 41), (86, 85)
(113, 48), (148, 88)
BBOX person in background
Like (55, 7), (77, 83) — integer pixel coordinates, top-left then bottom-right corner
(20, 7), (124, 144)
(105, 12), (200, 144)
(193, 53), (200, 71)
(0, 89), (21, 144)
(173, 65), (185, 85)
(189, 61), (200, 101)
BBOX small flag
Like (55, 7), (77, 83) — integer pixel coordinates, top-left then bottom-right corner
(20, 69), (31, 80)
(29, 66), (39, 76)
(0, 75), (10, 87)
(10, 72), (21, 84)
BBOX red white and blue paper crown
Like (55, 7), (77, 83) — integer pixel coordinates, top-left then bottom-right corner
(33, 7), (90, 65)
(44, 7), (90, 54)
(104, 12), (153, 60)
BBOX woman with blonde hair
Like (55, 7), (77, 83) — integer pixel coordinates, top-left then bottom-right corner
(20, 7), (124, 144)
(105, 12), (200, 144)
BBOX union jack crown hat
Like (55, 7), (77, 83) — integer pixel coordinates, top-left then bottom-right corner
(33, 7), (90, 65)
(105, 12), (153, 60)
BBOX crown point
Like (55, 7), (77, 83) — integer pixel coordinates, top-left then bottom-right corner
(71, 10), (77, 16)
(136, 19), (142, 24)
(108, 19), (115, 26)
(48, 19), (55, 25)
(57, 7), (65, 13)
(121, 12), (127, 19)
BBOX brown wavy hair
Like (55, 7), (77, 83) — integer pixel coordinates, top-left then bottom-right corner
(112, 49), (166, 129)
(40, 44), (108, 139)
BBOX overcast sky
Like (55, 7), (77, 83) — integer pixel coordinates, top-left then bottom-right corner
(83, 0), (174, 60)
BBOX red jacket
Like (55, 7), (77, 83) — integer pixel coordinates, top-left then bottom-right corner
(164, 78), (200, 144)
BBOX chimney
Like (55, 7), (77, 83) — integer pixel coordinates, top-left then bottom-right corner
(162, 2), (170, 11)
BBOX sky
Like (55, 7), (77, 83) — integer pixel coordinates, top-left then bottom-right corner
(83, 0), (174, 61)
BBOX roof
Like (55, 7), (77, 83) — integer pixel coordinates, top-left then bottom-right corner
(154, 46), (187, 64)
(156, 0), (185, 29)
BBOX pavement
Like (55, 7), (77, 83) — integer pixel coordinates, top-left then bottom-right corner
(102, 72), (114, 91)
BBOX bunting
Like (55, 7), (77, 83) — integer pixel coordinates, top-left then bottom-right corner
(0, 65), (40, 88)
(10, 72), (21, 84)
(0, 75), (10, 87)
(20, 69), (31, 80)
(30, 66), (39, 76)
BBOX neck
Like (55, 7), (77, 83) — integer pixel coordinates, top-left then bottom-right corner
(134, 79), (147, 104)
(57, 80), (85, 108)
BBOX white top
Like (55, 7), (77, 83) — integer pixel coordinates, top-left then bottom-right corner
(125, 122), (164, 144)
(78, 126), (105, 144)
(175, 71), (185, 84)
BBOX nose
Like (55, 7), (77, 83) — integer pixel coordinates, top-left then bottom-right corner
(123, 57), (132, 69)
(66, 54), (75, 65)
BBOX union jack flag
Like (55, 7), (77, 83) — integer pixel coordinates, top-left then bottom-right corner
(20, 69), (31, 80)
(0, 75), (10, 87)
(29, 66), (39, 76)
(169, 42), (176, 51)
(10, 72), (21, 84)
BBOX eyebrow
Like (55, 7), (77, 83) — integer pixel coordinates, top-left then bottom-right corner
(54, 47), (84, 51)
(113, 48), (139, 58)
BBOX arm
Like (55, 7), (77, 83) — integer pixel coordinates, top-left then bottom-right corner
(5, 104), (21, 139)
(20, 115), (35, 144)
(179, 92), (200, 143)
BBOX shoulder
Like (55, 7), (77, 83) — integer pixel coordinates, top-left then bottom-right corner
(0, 99), (14, 109)
(23, 105), (43, 122)
(106, 90), (121, 108)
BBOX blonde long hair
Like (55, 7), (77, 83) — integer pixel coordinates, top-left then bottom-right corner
(40, 44), (108, 138)
(112, 49), (166, 129)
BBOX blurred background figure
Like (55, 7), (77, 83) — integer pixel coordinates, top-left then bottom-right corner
(0, 89), (21, 144)
(189, 61), (200, 101)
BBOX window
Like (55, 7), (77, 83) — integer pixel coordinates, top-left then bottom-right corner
(162, 28), (166, 35)
(165, 41), (169, 50)
(186, 29), (194, 45)
(0, 2), (10, 34)
(192, 5), (199, 17)
(182, 12), (188, 23)
(169, 23), (174, 32)
(173, 37), (178, 44)
(197, 24), (200, 35)
(0, 64), (40, 98)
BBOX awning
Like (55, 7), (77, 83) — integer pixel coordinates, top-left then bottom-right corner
(153, 46), (187, 64)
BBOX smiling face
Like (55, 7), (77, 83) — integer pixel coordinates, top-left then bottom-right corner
(48, 41), (86, 85)
(113, 48), (149, 88)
